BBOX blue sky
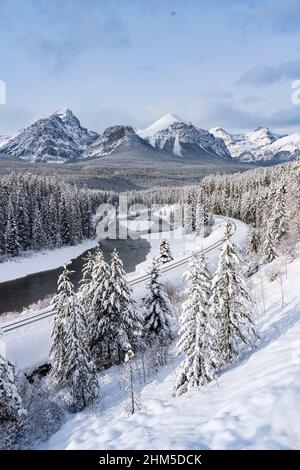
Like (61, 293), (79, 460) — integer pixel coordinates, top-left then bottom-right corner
(0, 0), (300, 134)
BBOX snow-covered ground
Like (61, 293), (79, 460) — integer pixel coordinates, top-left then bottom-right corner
(46, 254), (300, 450)
(132, 215), (248, 277)
(0, 239), (99, 284)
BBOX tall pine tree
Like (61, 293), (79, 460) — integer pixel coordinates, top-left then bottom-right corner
(176, 252), (218, 395)
(95, 249), (142, 367)
(64, 293), (100, 411)
(0, 354), (26, 421)
(210, 220), (257, 365)
(157, 239), (173, 264)
(81, 249), (110, 350)
(50, 265), (74, 384)
(262, 222), (277, 264)
(143, 257), (173, 345)
(5, 196), (20, 257)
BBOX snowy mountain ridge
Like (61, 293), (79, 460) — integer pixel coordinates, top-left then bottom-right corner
(82, 125), (149, 159)
(1, 109), (300, 164)
(209, 126), (300, 163)
(138, 115), (232, 160)
(0, 134), (11, 149)
(137, 113), (184, 138)
(0, 109), (99, 163)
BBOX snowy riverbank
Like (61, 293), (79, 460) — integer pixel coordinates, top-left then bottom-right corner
(0, 239), (99, 284)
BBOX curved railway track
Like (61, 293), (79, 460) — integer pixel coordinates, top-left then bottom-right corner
(1, 219), (236, 335)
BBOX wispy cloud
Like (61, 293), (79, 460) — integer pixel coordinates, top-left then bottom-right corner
(237, 60), (300, 86)
(0, 0), (131, 72)
(268, 106), (300, 128)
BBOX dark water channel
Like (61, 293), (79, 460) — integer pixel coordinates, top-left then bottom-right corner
(0, 214), (171, 315)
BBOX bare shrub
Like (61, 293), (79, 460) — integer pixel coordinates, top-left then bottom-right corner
(165, 283), (182, 306)
(278, 235), (297, 263)
(265, 262), (282, 282)
(25, 295), (53, 312)
(0, 372), (67, 450)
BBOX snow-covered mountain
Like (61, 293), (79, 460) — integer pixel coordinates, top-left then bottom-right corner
(83, 125), (148, 159)
(54, 109), (99, 150)
(0, 109), (98, 163)
(2, 108), (300, 166)
(267, 132), (300, 162)
(138, 114), (231, 160)
(0, 134), (11, 148)
(138, 113), (182, 139)
(209, 126), (300, 163)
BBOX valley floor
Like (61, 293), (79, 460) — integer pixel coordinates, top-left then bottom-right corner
(45, 254), (300, 450)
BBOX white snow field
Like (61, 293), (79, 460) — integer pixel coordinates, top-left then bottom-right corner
(137, 113), (183, 139)
(0, 238), (99, 284)
(45, 254), (300, 450)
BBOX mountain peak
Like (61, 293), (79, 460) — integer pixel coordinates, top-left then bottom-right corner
(210, 127), (229, 136)
(138, 113), (184, 139)
(83, 125), (144, 159)
(159, 113), (183, 124)
(254, 126), (270, 132)
(53, 108), (81, 127)
(0, 108), (98, 163)
(54, 108), (74, 120)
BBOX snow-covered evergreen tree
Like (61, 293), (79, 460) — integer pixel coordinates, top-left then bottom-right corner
(0, 173), (95, 257)
(95, 249), (142, 367)
(79, 249), (96, 310)
(143, 257), (173, 344)
(0, 354), (26, 422)
(50, 265), (74, 384)
(262, 222), (277, 264)
(4, 196), (20, 258)
(246, 226), (261, 255)
(64, 293), (100, 411)
(15, 189), (30, 251)
(60, 194), (73, 245)
(32, 203), (47, 250)
(175, 252), (218, 395)
(210, 220), (257, 364)
(195, 194), (210, 235)
(47, 194), (60, 248)
(81, 249), (110, 349)
(270, 185), (287, 244)
(50, 264), (99, 410)
(195, 202), (205, 236)
(184, 193), (195, 233)
(81, 190), (94, 239)
(157, 238), (173, 264)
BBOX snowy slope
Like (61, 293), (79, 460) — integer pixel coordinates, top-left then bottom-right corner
(267, 132), (300, 161)
(0, 109), (98, 163)
(83, 125), (149, 159)
(0, 134), (11, 148)
(138, 113), (183, 139)
(46, 254), (300, 450)
(54, 109), (99, 150)
(138, 115), (231, 160)
(209, 127), (293, 163)
(0, 238), (99, 284)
